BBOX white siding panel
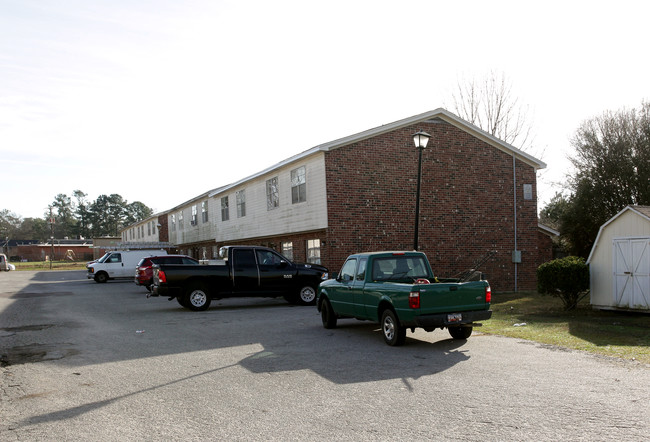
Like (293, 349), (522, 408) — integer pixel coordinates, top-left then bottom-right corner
(167, 200), (218, 246)
(215, 153), (328, 242)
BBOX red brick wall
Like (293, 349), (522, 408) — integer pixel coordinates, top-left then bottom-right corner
(537, 231), (554, 264)
(323, 120), (540, 292)
(157, 214), (169, 243)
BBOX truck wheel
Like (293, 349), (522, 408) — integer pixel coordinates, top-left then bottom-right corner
(185, 284), (211, 311)
(94, 272), (108, 283)
(381, 309), (406, 346)
(448, 326), (473, 340)
(321, 299), (337, 329)
(297, 285), (317, 306)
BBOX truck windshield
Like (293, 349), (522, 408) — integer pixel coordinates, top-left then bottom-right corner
(96, 253), (111, 263)
(371, 256), (432, 282)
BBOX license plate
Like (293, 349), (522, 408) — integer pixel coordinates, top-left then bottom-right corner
(447, 313), (462, 323)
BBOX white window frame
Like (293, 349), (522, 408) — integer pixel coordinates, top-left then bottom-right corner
(306, 239), (321, 264)
(282, 241), (293, 261)
(266, 177), (279, 211)
(221, 196), (229, 221)
(236, 190), (246, 218)
(291, 166), (307, 204)
(202, 200), (209, 223)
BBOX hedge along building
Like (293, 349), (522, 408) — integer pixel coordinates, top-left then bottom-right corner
(158, 108), (546, 292)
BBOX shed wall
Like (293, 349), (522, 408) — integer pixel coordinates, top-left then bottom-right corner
(590, 210), (650, 307)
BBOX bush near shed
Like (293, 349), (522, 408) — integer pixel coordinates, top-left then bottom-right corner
(537, 256), (590, 310)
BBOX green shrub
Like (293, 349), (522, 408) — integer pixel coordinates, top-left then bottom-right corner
(537, 256), (589, 310)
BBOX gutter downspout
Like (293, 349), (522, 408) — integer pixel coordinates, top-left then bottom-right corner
(513, 154), (518, 292)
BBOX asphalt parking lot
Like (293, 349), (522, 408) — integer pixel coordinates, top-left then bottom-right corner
(1, 270), (648, 441)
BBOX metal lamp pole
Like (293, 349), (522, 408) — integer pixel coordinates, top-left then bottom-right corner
(412, 130), (431, 251)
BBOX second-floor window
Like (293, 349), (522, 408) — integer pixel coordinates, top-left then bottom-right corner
(236, 190), (246, 217)
(202, 200), (208, 223)
(266, 177), (279, 210)
(191, 205), (198, 226)
(178, 211), (184, 230)
(171, 214), (176, 232)
(221, 197), (229, 221)
(291, 166), (306, 204)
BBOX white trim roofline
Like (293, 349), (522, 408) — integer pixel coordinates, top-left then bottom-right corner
(538, 223), (560, 237)
(586, 205), (650, 263)
(209, 108), (547, 198)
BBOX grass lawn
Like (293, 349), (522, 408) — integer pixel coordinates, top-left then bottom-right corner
(12, 260), (88, 271)
(482, 291), (650, 364)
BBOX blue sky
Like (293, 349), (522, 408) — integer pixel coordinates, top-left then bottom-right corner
(2, 0), (649, 219)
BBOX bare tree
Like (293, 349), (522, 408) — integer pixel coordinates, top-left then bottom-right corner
(448, 71), (534, 151)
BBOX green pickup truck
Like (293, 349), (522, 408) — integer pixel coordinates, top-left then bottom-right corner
(317, 251), (492, 346)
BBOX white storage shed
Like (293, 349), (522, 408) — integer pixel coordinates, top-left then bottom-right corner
(587, 205), (650, 311)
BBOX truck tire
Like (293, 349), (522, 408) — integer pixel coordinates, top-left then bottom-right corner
(94, 272), (108, 283)
(448, 326), (473, 340)
(185, 283), (211, 311)
(297, 285), (317, 306)
(176, 296), (188, 308)
(320, 298), (337, 329)
(381, 309), (406, 346)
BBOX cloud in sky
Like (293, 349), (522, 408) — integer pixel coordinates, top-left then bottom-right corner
(1, 0), (649, 219)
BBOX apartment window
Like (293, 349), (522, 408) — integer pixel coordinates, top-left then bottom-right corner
(282, 242), (293, 261)
(221, 197), (229, 221)
(178, 211), (184, 230)
(202, 200), (209, 223)
(291, 166), (306, 204)
(147, 222), (151, 236)
(306, 239), (321, 264)
(171, 214), (176, 232)
(266, 177), (279, 210)
(152, 221), (156, 235)
(236, 190), (246, 218)
(191, 205), (198, 226)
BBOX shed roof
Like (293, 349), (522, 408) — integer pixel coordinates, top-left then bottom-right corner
(587, 205), (650, 263)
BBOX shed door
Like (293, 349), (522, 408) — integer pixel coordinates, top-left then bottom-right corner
(613, 238), (650, 309)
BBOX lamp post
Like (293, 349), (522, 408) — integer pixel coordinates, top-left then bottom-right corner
(412, 130), (431, 250)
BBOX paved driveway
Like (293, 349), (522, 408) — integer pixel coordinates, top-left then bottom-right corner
(1, 270), (648, 441)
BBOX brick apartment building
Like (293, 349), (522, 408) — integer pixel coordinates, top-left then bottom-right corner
(122, 109), (548, 291)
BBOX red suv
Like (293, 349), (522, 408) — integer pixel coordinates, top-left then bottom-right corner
(135, 255), (198, 291)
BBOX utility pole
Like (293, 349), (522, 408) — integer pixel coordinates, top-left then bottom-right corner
(49, 206), (55, 270)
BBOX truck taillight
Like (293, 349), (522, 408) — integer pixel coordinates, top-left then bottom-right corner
(409, 291), (420, 309)
(158, 270), (167, 283)
(485, 285), (492, 303)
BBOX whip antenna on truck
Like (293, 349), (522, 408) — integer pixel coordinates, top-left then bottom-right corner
(457, 250), (497, 282)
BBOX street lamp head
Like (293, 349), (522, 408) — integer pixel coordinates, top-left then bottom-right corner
(412, 130), (431, 149)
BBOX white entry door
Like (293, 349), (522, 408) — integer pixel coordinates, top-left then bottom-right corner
(613, 238), (650, 309)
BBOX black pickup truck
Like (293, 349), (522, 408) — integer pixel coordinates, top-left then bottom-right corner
(150, 246), (329, 311)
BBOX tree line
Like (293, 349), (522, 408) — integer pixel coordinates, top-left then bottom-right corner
(539, 101), (650, 257)
(0, 191), (153, 242)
